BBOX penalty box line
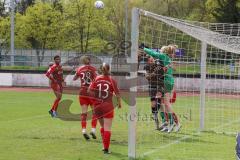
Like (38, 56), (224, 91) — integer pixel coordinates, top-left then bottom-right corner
(140, 118), (240, 158)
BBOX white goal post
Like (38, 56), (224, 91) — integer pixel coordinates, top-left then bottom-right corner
(129, 7), (240, 159)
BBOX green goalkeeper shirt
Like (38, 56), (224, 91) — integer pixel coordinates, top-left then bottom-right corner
(143, 48), (174, 87)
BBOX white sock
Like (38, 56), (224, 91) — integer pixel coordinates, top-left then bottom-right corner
(82, 129), (86, 134)
(91, 128), (96, 133)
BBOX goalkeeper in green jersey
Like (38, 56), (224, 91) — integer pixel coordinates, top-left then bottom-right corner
(143, 45), (181, 133)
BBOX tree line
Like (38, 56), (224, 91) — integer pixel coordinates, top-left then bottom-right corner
(0, 0), (239, 55)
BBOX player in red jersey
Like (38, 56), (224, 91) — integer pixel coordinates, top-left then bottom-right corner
(46, 55), (65, 118)
(73, 56), (98, 140)
(89, 63), (121, 154)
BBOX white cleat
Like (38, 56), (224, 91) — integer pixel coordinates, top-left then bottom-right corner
(159, 122), (168, 131)
(174, 123), (181, 132)
(160, 126), (168, 132)
(52, 111), (58, 118)
(167, 124), (175, 133)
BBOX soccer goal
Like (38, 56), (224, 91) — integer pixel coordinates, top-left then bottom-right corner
(129, 8), (240, 159)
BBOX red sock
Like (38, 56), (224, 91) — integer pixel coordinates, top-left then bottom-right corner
(91, 114), (97, 128)
(164, 112), (169, 122)
(81, 113), (87, 129)
(100, 128), (104, 147)
(51, 98), (61, 111)
(100, 128), (104, 139)
(172, 112), (179, 124)
(103, 131), (111, 150)
(170, 91), (177, 103)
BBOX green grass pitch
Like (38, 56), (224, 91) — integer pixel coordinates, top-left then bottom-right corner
(0, 90), (239, 160)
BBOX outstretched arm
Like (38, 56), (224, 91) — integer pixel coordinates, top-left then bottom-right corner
(144, 48), (172, 66)
(143, 48), (164, 60)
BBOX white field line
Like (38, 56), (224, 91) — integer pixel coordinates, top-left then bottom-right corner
(141, 118), (240, 158)
(210, 118), (240, 131)
(142, 134), (194, 157)
(1, 115), (48, 123)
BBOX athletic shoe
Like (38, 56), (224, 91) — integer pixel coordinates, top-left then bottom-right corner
(83, 133), (90, 140)
(167, 124), (175, 133)
(103, 149), (111, 154)
(52, 111), (58, 118)
(174, 123), (181, 132)
(49, 110), (57, 118)
(48, 110), (54, 117)
(90, 132), (97, 139)
(158, 122), (168, 130)
(160, 126), (168, 132)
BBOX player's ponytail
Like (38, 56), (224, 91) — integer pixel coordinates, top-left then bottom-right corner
(160, 46), (170, 54)
(168, 44), (178, 55)
(101, 63), (110, 75)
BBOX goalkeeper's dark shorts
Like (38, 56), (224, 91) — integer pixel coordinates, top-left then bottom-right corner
(149, 84), (164, 101)
(149, 85), (157, 101)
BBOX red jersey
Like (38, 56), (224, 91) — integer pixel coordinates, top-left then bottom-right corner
(76, 65), (97, 96)
(89, 75), (119, 105)
(46, 64), (63, 84)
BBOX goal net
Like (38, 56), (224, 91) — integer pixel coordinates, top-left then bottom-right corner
(129, 8), (240, 159)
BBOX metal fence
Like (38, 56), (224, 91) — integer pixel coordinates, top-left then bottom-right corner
(0, 49), (105, 66)
(0, 49), (132, 72)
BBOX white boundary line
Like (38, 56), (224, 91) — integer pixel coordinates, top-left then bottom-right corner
(142, 134), (194, 157)
(210, 118), (240, 131)
(1, 115), (48, 123)
(141, 117), (240, 158)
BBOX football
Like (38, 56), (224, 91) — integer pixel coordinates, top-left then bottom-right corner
(94, 1), (104, 9)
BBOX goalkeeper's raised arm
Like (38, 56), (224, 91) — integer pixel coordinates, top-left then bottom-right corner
(143, 47), (171, 66)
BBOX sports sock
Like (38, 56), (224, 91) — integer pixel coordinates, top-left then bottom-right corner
(91, 114), (97, 129)
(160, 112), (166, 123)
(81, 113), (87, 130)
(172, 112), (179, 124)
(51, 98), (61, 111)
(82, 128), (86, 134)
(170, 91), (177, 103)
(91, 128), (96, 133)
(103, 131), (111, 150)
(168, 112), (174, 125)
(165, 112), (169, 122)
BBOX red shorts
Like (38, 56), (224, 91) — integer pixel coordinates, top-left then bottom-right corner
(51, 83), (63, 93)
(93, 102), (114, 119)
(79, 96), (93, 106)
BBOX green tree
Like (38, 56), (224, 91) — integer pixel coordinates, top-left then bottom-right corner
(0, 0), (7, 17)
(0, 16), (10, 61)
(61, 0), (114, 53)
(16, 2), (63, 66)
(206, 0), (240, 23)
(16, 0), (35, 14)
(0, 16), (10, 67)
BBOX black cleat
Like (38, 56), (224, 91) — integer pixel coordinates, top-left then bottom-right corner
(48, 110), (54, 117)
(83, 133), (90, 140)
(103, 149), (111, 154)
(90, 132), (97, 139)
